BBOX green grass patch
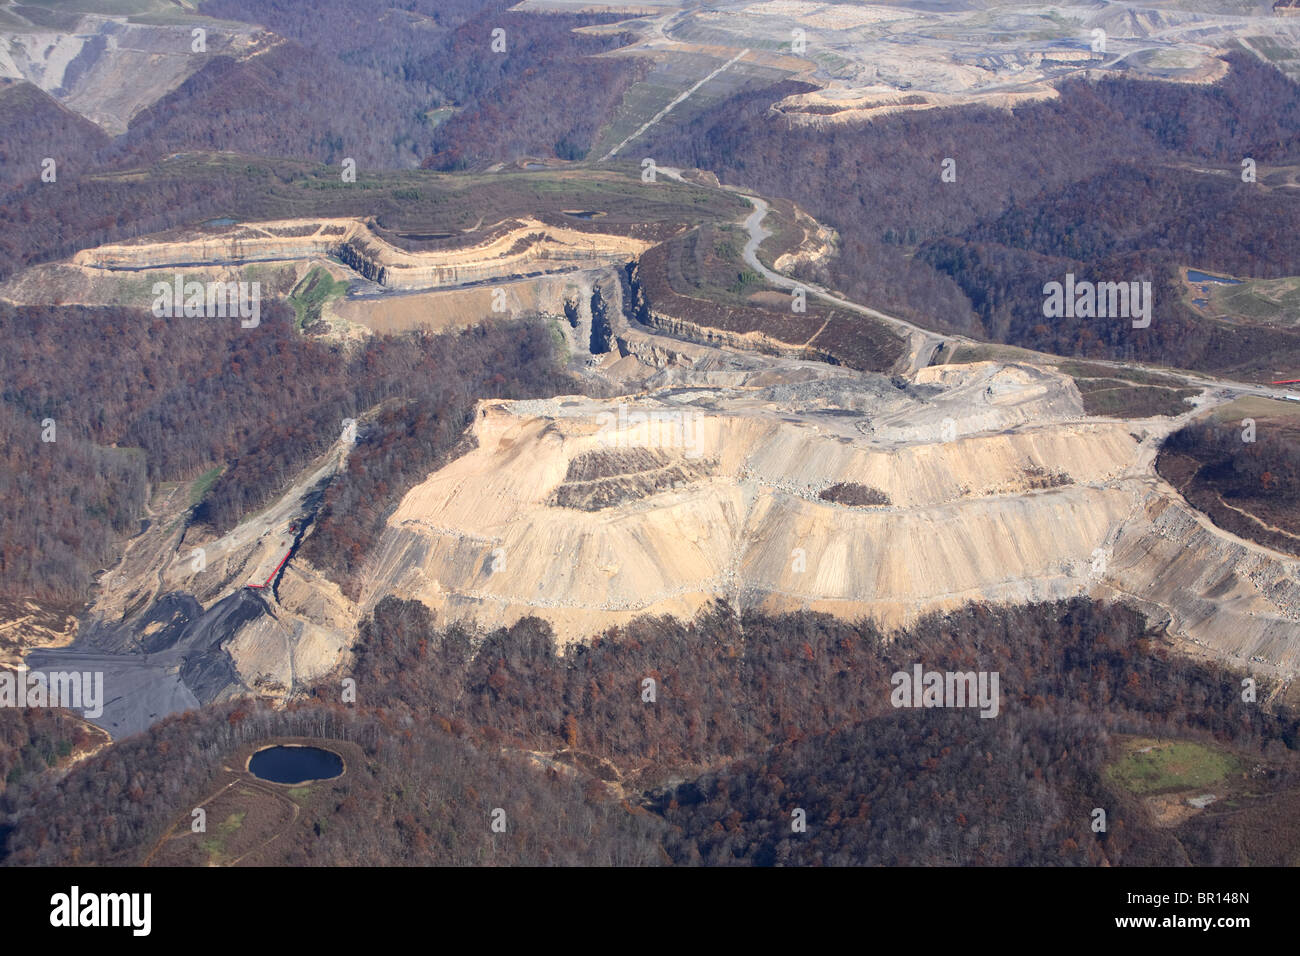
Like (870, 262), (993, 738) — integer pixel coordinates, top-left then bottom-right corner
(1209, 395), (1300, 424)
(1208, 275), (1300, 328)
(21, 0), (180, 13)
(1105, 738), (1241, 795)
(189, 466), (223, 506)
(1056, 361), (1186, 388)
(81, 154), (748, 239)
(1054, 360), (1198, 418)
(729, 268), (764, 297)
(1241, 34), (1300, 65)
(942, 342), (1045, 366)
(288, 266), (349, 330)
(547, 319), (570, 363)
(199, 811), (245, 864)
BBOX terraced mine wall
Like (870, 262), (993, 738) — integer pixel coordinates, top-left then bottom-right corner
(72, 218), (653, 293)
(622, 258), (843, 366)
(336, 231), (633, 291)
(340, 338), (1300, 682)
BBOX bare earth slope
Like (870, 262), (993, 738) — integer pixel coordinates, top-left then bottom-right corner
(360, 357), (1300, 680)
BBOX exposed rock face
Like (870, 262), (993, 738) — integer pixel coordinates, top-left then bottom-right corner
(772, 208), (837, 274)
(69, 217), (653, 292)
(588, 285), (615, 354)
(623, 258), (845, 366)
(1103, 495), (1300, 675)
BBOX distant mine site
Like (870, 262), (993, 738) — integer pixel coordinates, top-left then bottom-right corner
(8, 0), (1296, 150)
(525, 0), (1298, 137)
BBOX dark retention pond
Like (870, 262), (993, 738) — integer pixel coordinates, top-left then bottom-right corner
(248, 745), (343, 784)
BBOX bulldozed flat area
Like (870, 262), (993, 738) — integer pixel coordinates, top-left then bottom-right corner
(530, 0), (1298, 141)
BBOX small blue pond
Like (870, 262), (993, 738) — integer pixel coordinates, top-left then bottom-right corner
(248, 745), (344, 784)
(1186, 269), (1241, 285)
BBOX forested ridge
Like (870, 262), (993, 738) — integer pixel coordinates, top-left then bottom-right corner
(639, 55), (1300, 374)
(3, 599), (1297, 865)
(0, 80), (109, 189)
(1157, 416), (1300, 556)
(0, 303), (572, 604)
(0, 0), (642, 185)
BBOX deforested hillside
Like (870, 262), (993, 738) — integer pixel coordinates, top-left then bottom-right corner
(9, 173), (1294, 738)
(5, 0), (1300, 882)
(1158, 412), (1300, 558)
(356, 359), (1300, 675)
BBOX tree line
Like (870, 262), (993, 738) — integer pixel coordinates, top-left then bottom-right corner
(5, 598), (1297, 865)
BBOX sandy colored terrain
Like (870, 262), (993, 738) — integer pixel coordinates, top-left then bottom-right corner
(0, 598), (79, 669)
(353, 354), (1299, 683)
(67, 217), (652, 292)
(22, 155), (1299, 734)
(548, 0), (1295, 141)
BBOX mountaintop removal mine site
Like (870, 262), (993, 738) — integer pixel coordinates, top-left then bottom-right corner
(12, 187), (1298, 736)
